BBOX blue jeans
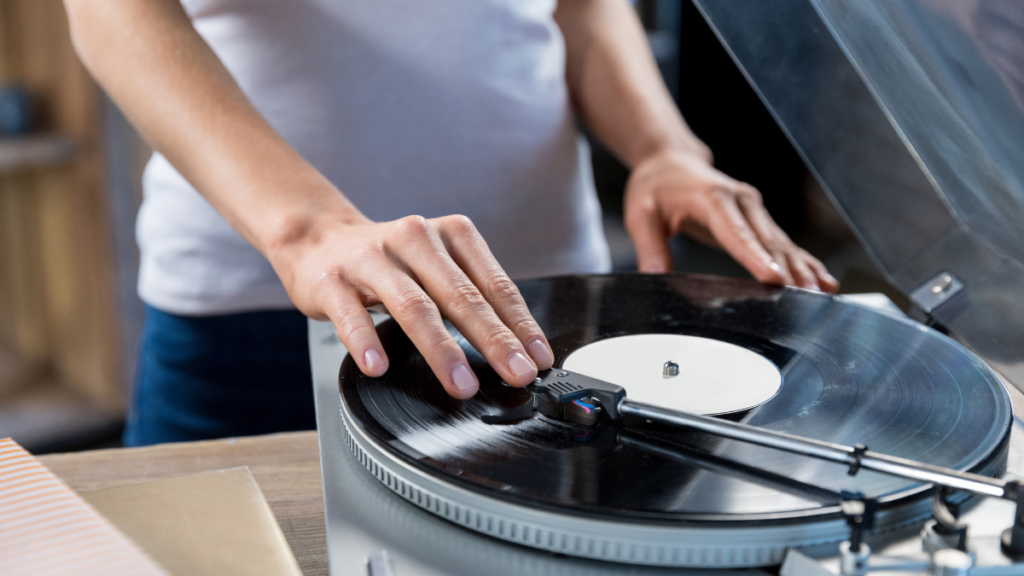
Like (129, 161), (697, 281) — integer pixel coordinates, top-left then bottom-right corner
(123, 305), (316, 446)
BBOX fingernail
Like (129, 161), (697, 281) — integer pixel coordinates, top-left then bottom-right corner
(808, 282), (821, 292)
(450, 363), (478, 392)
(643, 266), (667, 274)
(364, 349), (386, 373)
(527, 339), (554, 368)
(768, 261), (781, 273)
(508, 352), (535, 378)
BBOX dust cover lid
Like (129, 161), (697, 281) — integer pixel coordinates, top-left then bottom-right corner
(695, 0), (1024, 391)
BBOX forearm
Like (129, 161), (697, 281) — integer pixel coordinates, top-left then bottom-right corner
(63, 0), (365, 256)
(554, 0), (709, 167)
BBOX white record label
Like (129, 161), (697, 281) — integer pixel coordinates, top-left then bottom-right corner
(561, 334), (782, 415)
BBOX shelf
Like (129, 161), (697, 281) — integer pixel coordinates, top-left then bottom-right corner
(0, 134), (79, 173)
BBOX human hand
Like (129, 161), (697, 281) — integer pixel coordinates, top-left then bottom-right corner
(623, 149), (839, 292)
(270, 214), (555, 399)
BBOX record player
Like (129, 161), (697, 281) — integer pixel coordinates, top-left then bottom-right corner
(310, 1), (1024, 574)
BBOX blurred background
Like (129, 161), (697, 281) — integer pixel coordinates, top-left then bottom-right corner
(0, 0), (905, 454)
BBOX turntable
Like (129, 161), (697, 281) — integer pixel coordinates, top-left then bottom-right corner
(312, 275), (1021, 575)
(310, 1), (1024, 574)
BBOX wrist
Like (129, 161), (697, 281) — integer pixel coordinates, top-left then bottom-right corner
(634, 139), (713, 169)
(631, 133), (712, 169)
(263, 197), (370, 257)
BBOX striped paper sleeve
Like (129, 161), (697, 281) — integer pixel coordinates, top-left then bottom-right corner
(0, 438), (168, 576)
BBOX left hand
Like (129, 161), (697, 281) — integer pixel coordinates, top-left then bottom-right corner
(623, 148), (839, 293)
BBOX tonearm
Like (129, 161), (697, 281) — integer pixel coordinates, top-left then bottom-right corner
(528, 368), (1024, 570)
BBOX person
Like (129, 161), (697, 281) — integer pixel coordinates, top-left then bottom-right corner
(63, 0), (838, 446)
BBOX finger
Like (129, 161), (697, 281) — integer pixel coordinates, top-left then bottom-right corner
(737, 190), (833, 291)
(437, 215), (554, 370)
(764, 242), (793, 285)
(315, 274), (388, 377)
(787, 251), (821, 291)
(625, 203), (672, 274)
(372, 270), (479, 399)
(771, 251), (797, 288)
(803, 253), (840, 293)
(391, 219), (538, 387)
(704, 192), (790, 285)
(734, 188), (796, 285)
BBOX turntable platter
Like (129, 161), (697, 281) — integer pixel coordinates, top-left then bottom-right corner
(338, 274), (1012, 567)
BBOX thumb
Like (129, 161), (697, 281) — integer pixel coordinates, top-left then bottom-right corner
(625, 206), (672, 274)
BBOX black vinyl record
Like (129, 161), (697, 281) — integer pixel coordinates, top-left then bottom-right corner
(340, 274), (1011, 524)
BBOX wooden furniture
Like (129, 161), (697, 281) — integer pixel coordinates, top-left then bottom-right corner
(39, 431), (329, 576)
(0, 0), (132, 449)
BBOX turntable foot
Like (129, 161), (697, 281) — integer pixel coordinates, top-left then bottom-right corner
(1000, 481), (1024, 560)
(930, 549), (972, 576)
(838, 541), (870, 576)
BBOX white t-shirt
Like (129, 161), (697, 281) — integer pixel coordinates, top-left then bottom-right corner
(138, 0), (611, 315)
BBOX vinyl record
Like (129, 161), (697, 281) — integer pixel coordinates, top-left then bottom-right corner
(338, 274), (1011, 566)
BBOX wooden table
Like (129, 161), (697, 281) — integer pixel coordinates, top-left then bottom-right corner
(38, 431), (328, 576)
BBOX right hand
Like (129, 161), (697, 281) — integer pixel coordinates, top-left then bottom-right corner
(624, 149), (839, 292)
(270, 214), (555, 399)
